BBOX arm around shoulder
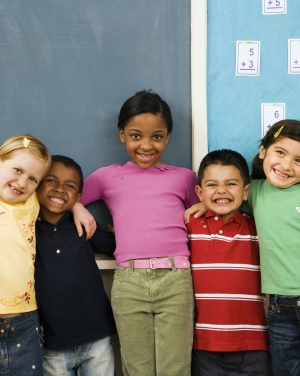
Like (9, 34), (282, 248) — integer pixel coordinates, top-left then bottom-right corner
(90, 222), (116, 257)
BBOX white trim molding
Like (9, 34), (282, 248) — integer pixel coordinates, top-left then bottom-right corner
(191, 0), (208, 172)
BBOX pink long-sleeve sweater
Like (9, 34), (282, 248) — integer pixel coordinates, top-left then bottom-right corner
(81, 162), (198, 264)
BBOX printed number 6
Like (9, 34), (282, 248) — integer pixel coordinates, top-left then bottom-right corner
(249, 48), (254, 56)
(274, 111), (279, 118)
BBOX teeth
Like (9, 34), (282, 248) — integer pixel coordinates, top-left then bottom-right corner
(50, 197), (65, 204)
(138, 154), (153, 160)
(10, 185), (22, 194)
(215, 199), (230, 204)
(274, 169), (290, 179)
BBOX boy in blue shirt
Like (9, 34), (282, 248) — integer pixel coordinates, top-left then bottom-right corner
(34, 155), (116, 376)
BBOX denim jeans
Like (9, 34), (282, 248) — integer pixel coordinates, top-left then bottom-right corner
(267, 294), (300, 376)
(0, 310), (44, 376)
(111, 262), (194, 376)
(43, 336), (114, 376)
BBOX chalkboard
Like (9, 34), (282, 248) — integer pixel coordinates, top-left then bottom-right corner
(0, 0), (192, 226)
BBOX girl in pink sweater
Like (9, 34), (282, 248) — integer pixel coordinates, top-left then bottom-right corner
(77, 91), (198, 376)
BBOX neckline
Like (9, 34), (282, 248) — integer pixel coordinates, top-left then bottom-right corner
(126, 161), (172, 170)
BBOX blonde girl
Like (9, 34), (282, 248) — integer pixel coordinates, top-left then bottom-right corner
(0, 134), (51, 376)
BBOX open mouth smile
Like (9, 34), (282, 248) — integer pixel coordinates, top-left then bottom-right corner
(9, 184), (23, 195)
(273, 169), (291, 179)
(137, 153), (155, 161)
(214, 198), (231, 204)
(49, 197), (66, 205)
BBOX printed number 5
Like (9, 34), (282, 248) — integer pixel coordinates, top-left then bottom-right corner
(249, 48), (254, 56)
(276, 0), (280, 6)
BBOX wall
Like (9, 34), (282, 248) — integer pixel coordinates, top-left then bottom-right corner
(207, 0), (300, 167)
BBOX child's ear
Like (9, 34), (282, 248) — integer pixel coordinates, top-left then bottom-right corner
(195, 185), (203, 201)
(259, 145), (266, 159)
(242, 184), (250, 201)
(76, 193), (82, 203)
(165, 133), (170, 145)
(119, 129), (125, 143)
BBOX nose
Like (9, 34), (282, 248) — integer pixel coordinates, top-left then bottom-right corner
(54, 184), (65, 193)
(216, 185), (226, 194)
(17, 176), (26, 188)
(280, 157), (292, 171)
(140, 138), (152, 150)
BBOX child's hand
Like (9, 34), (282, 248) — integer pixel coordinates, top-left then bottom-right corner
(107, 222), (114, 234)
(72, 202), (96, 240)
(184, 202), (207, 224)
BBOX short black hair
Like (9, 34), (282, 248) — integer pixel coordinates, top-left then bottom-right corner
(51, 155), (83, 193)
(117, 89), (173, 133)
(198, 149), (250, 186)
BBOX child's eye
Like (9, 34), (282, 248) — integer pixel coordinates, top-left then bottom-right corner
(295, 159), (300, 164)
(227, 182), (237, 186)
(14, 168), (21, 173)
(276, 150), (284, 156)
(130, 134), (140, 139)
(66, 184), (76, 189)
(45, 179), (56, 184)
(207, 183), (216, 187)
(153, 135), (163, 140)
(29, 177), (38, 184)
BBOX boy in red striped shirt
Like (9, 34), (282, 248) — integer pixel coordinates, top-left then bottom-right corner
(187, 149), (269, 375)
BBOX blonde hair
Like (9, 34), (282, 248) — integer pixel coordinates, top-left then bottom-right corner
(0, 134), (52, 176)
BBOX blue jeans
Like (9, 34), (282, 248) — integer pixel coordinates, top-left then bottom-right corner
(111, 263), (194, 376)
(267, 294), (300, 376)
(0, 310), (44, 376)
(43, 336), (114, 376)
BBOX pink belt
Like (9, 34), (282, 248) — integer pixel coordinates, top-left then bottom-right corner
(117, 256), (190, 269)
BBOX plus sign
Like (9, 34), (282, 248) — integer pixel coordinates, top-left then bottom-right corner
(267, 124), (271, 130)
(241, 61), (246, 67)
(294, 60), (299, 65)
(268, 0), (273, 5)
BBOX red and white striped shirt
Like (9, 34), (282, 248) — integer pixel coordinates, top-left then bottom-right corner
(187, 210), (268, 352)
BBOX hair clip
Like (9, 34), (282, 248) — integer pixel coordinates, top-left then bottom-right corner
(23, 137), (30, 147)
(274, 126), (284, 138)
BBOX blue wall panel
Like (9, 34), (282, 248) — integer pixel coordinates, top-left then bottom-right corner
(207, 0), (300, 167)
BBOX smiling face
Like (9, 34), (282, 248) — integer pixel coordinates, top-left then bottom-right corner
(118, 112), (170, 169)
(0, 150), (46, 204)
(259, 137), (300, 189)
(37, 162), (81, 224)
(197, 164), (249, 223)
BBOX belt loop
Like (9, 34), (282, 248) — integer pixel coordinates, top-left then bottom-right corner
(274, 294), (278, 305)
(169, 256), (176, 272)
(129, 259), (134, 274)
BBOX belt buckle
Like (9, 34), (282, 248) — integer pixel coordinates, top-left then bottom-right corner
(149, 258), (157, 269)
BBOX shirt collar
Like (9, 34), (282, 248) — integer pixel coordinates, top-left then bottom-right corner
(37, 211), (73, 226)
(205, 209), (243, 225)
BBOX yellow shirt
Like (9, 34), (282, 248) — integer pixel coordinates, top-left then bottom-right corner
(0, 193), (39, 314)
